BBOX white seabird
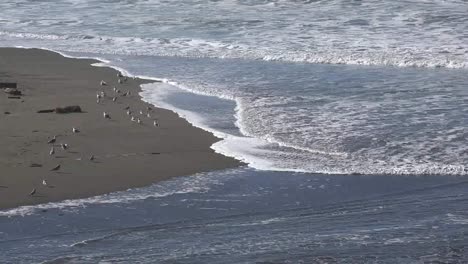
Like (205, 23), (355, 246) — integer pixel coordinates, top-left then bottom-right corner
(146, 113), (151, 118)
(131, 116), (136, 122)
(113, 87), (117, 92)
(29, 188), (36, 196)
(49, 147), (55, 155)
(42, 180), (47, 187)
(72, 127), (80, 133)
(103, 112), (111, 119)
(137, 118), (142, 124)
(126, 110), (132, 115)
(118, 79), (123, 84)
(51, 164), (61, 171)
(89, 155), (95, 161)
(139, 110), (143, 115)
(61, 143), (68, 150)
(100, 80), (107, 86)
(153, 120), (159, 127)
(112, 97), (117, 102)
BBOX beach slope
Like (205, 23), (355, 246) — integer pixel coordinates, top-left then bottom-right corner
(0, 48), (241, 209)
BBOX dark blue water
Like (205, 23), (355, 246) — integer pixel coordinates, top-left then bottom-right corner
(1, 168), (468, 263)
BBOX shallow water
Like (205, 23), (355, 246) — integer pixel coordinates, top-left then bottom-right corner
(1, 168), (468, 263)
(1, 0), (468, 262)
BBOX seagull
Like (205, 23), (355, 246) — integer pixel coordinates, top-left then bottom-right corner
(117, 72), (124, 78)
(29, 188), (36, 196)
(49, 147), (55, 155)
(42, 180), (48, 187)
(131, 116), (136, 122)
(137, 118), (142, 124)
(153, 120), (159, 127)
(96, 93), (102, 99)
(47, 136), (56, 144)
(146, 113), (151, 118)
(139, 110), (143, 115)
(122, 91), (128, 96)
(100, 80), (107, 86)
(147, 106), (152, 111)
(112, 97), (117, 102)
(118, 79), (123, 84)
(113, 87), (117, 92)
(126, 110), (132, 115)
(89, 155), (95, 161)
(97, 98), (101, 104)
(100, 91), (106, 97)
(61, 143), (68, 150)
(103, 112), (111, 119)
(51, 164), (61, 171)
(116, 89), (121, 94)
(72, 127), (80, 133)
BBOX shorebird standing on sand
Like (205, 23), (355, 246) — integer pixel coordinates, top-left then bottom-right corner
(137, 118), (142, 124)
(29, 188), (36, 196)
(49, 147), (55, 156)
(126, 110), (132, 115)
(117, 72), (123, 78)
(72, 127), (80, 133)
(131, 116), (136, 122)
(42, 180), (48, 187)
(51, 164), (61, 171)
(146, 113), (151, 118)
(118, 79), (123, 84)
(89, 155), (95, 161)
(139, 110), (144, 115)
(112, 97), (117, 102)
(153, 120), (159, 127)
(47, 136), (56, 144)
(100, 80), (107, 86)
(61, 143), (68, 150)
(103, 112), (111, 119)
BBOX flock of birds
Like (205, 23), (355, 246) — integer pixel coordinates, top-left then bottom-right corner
(29, 72), (159, 197)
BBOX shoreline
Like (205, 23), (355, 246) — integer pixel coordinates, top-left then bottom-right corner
(0, 47), (243, 210)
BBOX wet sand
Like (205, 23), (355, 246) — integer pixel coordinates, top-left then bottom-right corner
(0, 48), (242, 210)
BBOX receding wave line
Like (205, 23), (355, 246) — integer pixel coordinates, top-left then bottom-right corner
(1, 31), (466, 69)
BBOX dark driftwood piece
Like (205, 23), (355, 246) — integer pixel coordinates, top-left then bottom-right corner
(37, 105), (83, 114)
(55, 105), (82, 113)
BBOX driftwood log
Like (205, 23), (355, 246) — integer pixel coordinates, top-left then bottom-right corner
(37, 105), (82, 114)
(55, 105), (82, 113)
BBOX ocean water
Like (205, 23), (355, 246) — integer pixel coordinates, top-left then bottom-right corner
(1, 0), (468, 263)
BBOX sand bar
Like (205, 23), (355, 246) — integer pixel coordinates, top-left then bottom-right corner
(0, 48), (242, 210)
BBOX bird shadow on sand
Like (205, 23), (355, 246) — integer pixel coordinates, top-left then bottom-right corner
(31, 194), (47, 198)
(0, 185), (8, 188)
(54, 171), (72, 175)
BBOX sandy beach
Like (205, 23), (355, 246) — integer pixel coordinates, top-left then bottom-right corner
(0, 48), (242, 210)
